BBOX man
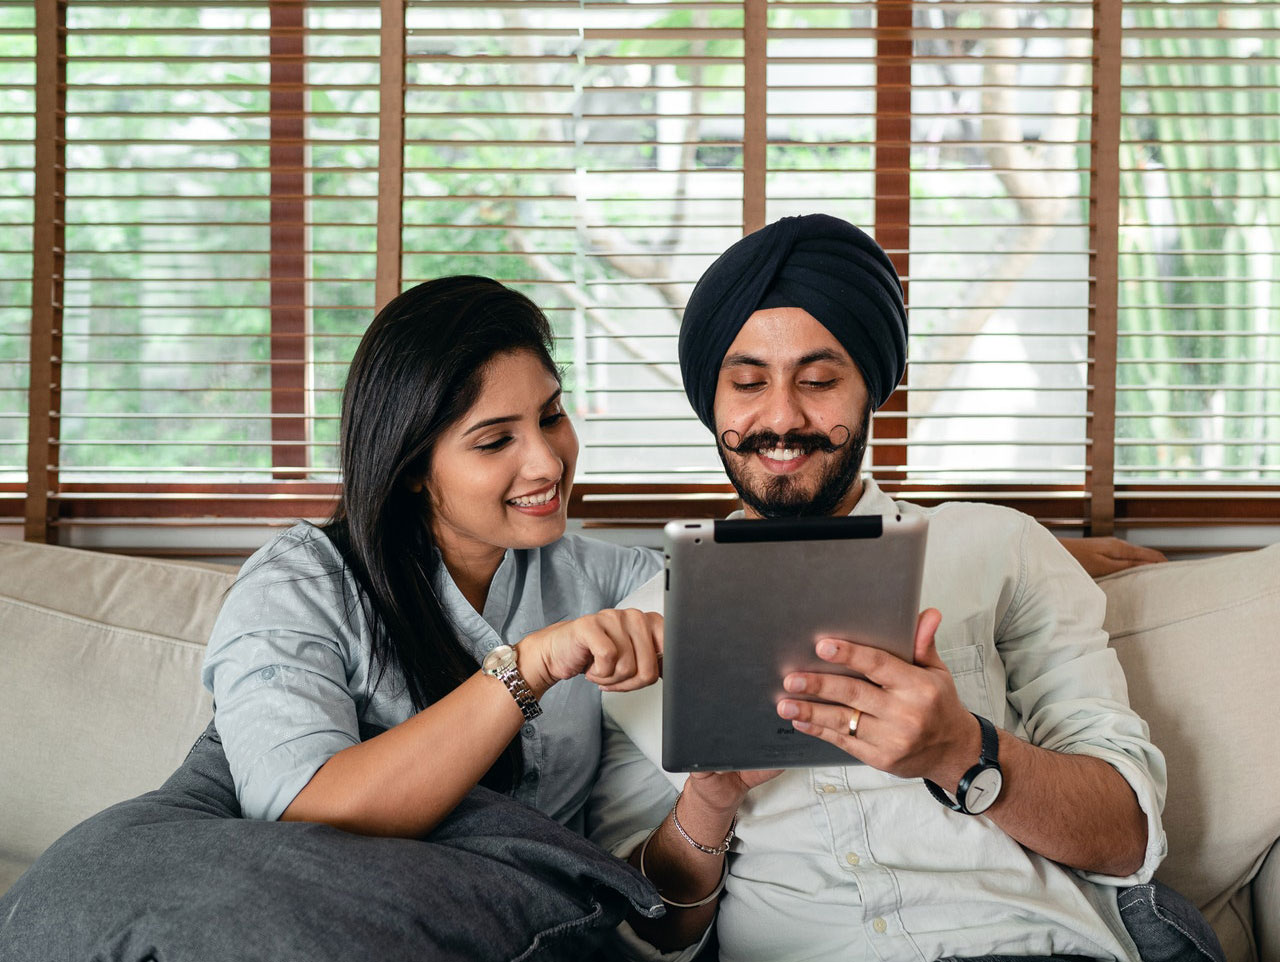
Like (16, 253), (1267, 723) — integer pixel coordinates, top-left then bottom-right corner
(587, 214), (1219, 962)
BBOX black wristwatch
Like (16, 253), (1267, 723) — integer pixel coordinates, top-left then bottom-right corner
(924, 713), (1003, 816)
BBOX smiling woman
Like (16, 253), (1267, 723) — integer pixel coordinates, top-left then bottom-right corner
(425, 354), (579, 611)
(201, 276), (666, 838)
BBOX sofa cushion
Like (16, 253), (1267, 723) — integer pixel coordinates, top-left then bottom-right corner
(1100, 544), (1280, 962)
(0, 541), (236, 889)
(0, 725), (663, 962)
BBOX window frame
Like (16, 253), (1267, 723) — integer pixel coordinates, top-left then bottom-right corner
(13, 0), (1280, 551)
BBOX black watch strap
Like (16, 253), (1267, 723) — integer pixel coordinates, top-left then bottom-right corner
(923, 713), (1000, 815)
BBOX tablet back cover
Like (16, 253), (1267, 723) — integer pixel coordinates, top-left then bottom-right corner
(661, 514), (927, 771)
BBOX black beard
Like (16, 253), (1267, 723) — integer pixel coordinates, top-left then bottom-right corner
(716, 409), (870, 519)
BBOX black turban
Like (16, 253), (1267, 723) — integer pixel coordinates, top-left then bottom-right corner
(677, 214), (907, 431)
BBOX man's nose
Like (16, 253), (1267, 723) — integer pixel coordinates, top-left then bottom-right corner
(758, 383), (807, 435)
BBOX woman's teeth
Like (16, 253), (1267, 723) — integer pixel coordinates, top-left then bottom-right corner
(509, 484), (557, 507)
(763, 447), (802, 462)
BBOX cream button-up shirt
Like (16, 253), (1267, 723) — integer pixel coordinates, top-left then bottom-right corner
(589, 480), (1167, 962)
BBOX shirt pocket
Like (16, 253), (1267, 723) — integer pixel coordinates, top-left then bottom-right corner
(938, 641), (994, 720)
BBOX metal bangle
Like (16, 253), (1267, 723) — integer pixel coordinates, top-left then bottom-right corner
(637, 828), (729, 910)
(672, 793), (737, 856)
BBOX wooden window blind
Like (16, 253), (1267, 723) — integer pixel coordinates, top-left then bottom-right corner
(1115, 0), (1280, 525)
(0, 0), (33, 526)
(34, 0), (374, 545)
(12, 0), (1279, 552)
(903, 1), (1093, 506)
(399, 0), (747, 493)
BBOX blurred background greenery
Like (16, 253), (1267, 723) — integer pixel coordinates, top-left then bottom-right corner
(0, 0), (1276, 488)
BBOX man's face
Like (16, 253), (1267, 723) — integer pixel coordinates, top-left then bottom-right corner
(712, 307), (871, 519)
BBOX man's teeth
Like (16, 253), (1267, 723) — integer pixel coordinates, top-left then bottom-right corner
(763, 447), (802, 462)
(509, 485), (557, 507)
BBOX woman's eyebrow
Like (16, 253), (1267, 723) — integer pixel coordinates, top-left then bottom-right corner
(462, 388), (562, 437)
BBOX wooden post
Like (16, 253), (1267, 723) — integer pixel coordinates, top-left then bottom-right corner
(1088, 0), (1121, 534)
(873, 0), (911, 482)
(24, 0), (66, 543)
(376, 0), (406, 310)
(270, 1), (309, 479)
(742, 0), (767, 234)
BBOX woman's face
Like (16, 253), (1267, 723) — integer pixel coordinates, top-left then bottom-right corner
(426, 349), (578, 563)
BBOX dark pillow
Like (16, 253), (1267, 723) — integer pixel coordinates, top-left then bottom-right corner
(0, 723), (661, 962)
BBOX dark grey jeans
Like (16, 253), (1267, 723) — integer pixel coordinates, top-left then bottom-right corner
(941, 880), (1226, 962)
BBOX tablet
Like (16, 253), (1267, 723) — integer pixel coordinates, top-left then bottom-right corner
(661, 512), (928, 772)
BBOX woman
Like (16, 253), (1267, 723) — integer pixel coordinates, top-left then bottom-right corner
(203, 275), (664, 838)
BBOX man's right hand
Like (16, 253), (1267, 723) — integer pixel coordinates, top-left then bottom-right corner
(518, 608), (664, 697)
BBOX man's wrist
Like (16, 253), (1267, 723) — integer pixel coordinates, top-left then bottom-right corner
(682, 777), (747, 821)
(936, 712), (985, 792)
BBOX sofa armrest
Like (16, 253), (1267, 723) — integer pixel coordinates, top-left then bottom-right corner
(1254, 840), (1280, 962)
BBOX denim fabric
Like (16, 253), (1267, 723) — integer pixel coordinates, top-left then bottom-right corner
(0, 722), (662, 962)
(941, 879), (1225, 962)
(1116, 880), (1226, 962)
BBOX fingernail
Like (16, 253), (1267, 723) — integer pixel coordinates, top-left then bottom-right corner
(817, 641), (837, 658)
(778, 701), (798, 719)
(784, 675), (805, 693)
(793, 720), (815, 733)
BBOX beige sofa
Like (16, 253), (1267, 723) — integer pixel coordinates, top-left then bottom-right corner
(1, 538), (1277, 960)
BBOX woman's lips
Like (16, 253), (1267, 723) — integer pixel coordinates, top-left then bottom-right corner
(507, 482), (562, 516)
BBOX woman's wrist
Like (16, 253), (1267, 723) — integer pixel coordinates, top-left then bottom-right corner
(513, 638), (555, 699)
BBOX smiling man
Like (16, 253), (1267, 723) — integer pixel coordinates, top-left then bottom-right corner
(588, 215), (1221, 962)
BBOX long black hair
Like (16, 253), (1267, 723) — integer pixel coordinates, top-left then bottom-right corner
(322, 276), (559, 793)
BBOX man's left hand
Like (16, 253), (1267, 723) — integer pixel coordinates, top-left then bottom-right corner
(776, 609), (980, 787)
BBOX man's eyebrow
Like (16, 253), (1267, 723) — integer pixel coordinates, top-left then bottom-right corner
(796, 349), (849, 367)
(721, 349), (849, 370)
(462, 388), (562, 437)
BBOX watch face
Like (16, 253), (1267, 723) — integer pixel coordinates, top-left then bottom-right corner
(963, 767), (1003, 815)
(483, 645), (516, 674)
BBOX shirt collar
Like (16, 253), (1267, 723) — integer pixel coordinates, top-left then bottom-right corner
(429, 546), (520, 641)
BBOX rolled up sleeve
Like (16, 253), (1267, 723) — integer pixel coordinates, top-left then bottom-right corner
(202, 532), (364, 821)
(997, 515), (1168, 885)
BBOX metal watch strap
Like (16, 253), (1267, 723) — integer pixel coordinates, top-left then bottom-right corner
(923, 713), (998, 814)
(495, 664), (543, 721)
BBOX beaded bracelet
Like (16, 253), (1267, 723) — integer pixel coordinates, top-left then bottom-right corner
(673, 793), (737, 856)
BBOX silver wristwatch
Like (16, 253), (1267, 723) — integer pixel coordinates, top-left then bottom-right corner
(481, 645), (543, 721)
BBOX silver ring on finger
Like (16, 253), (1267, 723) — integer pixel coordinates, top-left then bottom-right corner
(848, 707), (863, 737)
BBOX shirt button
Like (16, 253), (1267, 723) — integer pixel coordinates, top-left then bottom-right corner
(820, 784), (838, 794)
(845, 852), (860, 866)
(522, 724), (535, 737)
(872, 917), (887, 934)
(259, 667), (276, 681)
(524, 770), (539, 785)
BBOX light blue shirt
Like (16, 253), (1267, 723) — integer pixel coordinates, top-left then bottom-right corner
(203, 522), (660, 829)
(591, 480), (1168, 962)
